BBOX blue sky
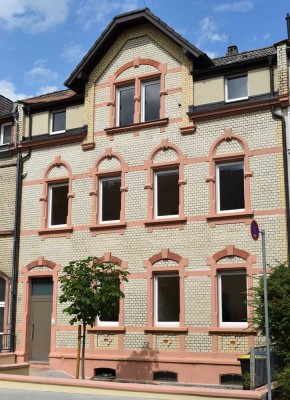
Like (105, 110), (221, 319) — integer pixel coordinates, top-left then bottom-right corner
(0, 0), (289, 101)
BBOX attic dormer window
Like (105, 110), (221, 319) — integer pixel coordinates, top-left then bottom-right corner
(50, 110), (66, 134)
(225, 74), (248, 102)
(0, 123), (12, 145)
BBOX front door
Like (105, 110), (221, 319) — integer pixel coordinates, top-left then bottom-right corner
(30, 277), (53, 362)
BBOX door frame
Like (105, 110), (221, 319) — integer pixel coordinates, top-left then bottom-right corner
(17, 258), (60, 363)
(30, 281), (53, 362)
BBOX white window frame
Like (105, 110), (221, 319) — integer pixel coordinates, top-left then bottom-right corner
(218, 271), (248, 328)
(50, 110), (66, 134)
(48, 182), (68, 228)
(116, 85), (135, 127)
(216, 161), (245, 214)
(0, 301), (4, 334)
(225, 74), (248, 103)
(141, 79), (160, 122)
(99, 176), (121, 224)
(0, 123), (12, 145)
(154, 274), (180, 327)
(154, 169), (179, 219)
(97, 307), (119, 327)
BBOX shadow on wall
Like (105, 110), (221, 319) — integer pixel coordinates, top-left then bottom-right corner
(117, 343), (160, 381)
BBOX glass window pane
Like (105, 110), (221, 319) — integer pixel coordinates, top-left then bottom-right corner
(101, 177), (121, 222)
(31, 278), (53, 296)
(221, 274), (247, 323)
(3, 125), (11, 144)
(227, 76), (247, 100)
(144, 81), (160, 122)
(50, 184), (68, 226)
(0, 278), (5, 302)
(157, 170), (179, 217)
(99, 301), (119, 322)
(219, 163), (244, 211)
(157, 276), (180, 322)
(0, 307), (4, 333)
(119, 87), (134, 126)
(52, 111), (66, 132)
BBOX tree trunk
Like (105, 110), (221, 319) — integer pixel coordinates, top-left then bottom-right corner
(81, 322), (86, 379)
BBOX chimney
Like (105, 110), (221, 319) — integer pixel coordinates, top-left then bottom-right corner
(286, 13), (290, 39)
(226, 45), (238, 56)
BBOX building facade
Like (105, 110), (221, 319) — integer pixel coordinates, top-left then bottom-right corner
(0, 95), (16, 350)
(13, 9), (289, 384)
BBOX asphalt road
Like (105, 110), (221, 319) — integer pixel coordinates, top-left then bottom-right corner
(0, 388), (159, 400)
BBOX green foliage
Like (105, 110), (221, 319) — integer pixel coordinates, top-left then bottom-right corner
(242, 372), (251, 390)
(275, 366), (290, 399)
(59, 256), (129, 327)
(251, 262), (290, 362)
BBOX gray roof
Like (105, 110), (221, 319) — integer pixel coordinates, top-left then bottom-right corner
(213, 46), (276, 66)
(21, 89), (76, 104)
(0, 94), (14, 117)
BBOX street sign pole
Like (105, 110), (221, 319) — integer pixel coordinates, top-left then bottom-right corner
(261, 228), (272, 400)
(250, 220), (271, 399)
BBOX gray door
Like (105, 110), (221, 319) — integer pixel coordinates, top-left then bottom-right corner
(30, 278), (53, 362)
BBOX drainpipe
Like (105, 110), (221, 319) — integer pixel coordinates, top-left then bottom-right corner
(9, 104), (31, 352)
(269, 55), (290, 260)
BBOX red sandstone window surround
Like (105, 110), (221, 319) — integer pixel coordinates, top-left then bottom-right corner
(0, 273), (10, 336)
(144, 139), (187, 230)
(206, 129), (253, 226)
(106, 58), (168, 131)
(39, 156), (74, 239)
(144, 249), (188, 331)
(90, 149), (128, 234)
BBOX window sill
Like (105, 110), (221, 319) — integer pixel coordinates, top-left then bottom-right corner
(38, 226), (73, 240)
(207, 211), (253, 227)
(87, 326), (125, 333)
(145, 327), (188, 333)
(89, 222), (126, 235)
(105, 118), (169, 135)
(208, 327), (255, 334)
(145, 217), (187, 231)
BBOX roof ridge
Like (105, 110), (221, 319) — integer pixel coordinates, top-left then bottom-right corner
(213, 45), (275, 60)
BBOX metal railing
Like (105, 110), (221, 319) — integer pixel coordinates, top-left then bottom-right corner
(249, 346), (281, 389)
(0, 334), (13, 352)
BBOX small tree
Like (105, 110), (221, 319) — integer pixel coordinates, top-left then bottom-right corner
(252, 261), (290, 398)
(252, 261), (290, 361)
(59, 256), (128, 379)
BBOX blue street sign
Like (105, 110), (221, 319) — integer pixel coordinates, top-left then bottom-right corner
(251, 220), (259, 241)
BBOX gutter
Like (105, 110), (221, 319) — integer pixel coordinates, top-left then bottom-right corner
(269, 55), (290, 260)
(9, 104), (31, 352)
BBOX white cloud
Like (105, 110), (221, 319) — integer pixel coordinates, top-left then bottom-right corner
(0, 79), (28, 101)
(36, 85), (60, 95)
(204, 50), (218, 59)
(263, 33), (270, 40)
(26, 59), (58, 83)
(214, 1), (253, 12)
(196, 17), (227, 47)
(0, 0), (70, 33)
(61, 43), (87, 64)
(76, 0), (138, 30)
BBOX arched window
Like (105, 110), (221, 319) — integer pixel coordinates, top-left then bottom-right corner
(0, 272), (10, 338)
(39, 156), (74, 238)
(144, 139), (187, 230)
(90, 149), (128, 234)
(144, 248), (188, 328)
(207, 245), (256, 329)
(206, 129), (253, 226)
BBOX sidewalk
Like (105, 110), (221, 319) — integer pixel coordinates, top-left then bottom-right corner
(0, 370), (269, 400)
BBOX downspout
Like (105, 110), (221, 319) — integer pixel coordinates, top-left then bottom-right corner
(9, 104), (31, 352)
(269, 55), (290, 260)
